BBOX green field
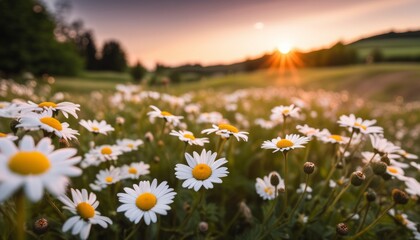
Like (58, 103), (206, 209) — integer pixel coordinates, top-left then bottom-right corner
(54, 63), (420, 102)
(350, 38), (420, 60)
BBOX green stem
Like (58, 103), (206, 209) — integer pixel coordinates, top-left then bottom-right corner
(351, 176), (375, 214)
(287, 174), (309, 224)
(46, 194), (66, 221)
(343, 202), (368, 223)
(325, 183), (351, 215)
(179, 190), (205, 230)
(16, 191), (26, 240)
(350, 203), (395, 239)
(262, 186), (279, 225)
(357, 202), (370, 232)
(124, 224), (141, 240)
(283, 152), (288, 214)
(216, 138), (227, 157)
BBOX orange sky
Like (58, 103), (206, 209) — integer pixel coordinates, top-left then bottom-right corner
(53, 0), (420, 68)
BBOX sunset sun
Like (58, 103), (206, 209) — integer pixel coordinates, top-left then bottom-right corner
(277, 42), (292, 54)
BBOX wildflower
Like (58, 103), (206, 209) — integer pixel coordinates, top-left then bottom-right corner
(403, 177), (420, 197)
(255, 172), (284, 200)
(303, 162), (315, 174)
(201, 123), (249, 141)
(79, 119), (114, 135)
(16, 110), (79, 141)
(296, 124), (320, 140)
(117, 179), (176, 225)
(175, 149), (228, 191)
(90, 167), (121, 191)
(0, 136), (81, 202)
(18, 101), (80, 118)
(270, 104), (300, 121)
(33, 218), (49, 235)
(147, 105), (183, 126)
(170, 130), (209, 146)
(317, 129), (349, 145)
(0, 132), (18, 141)
(120, 162), (150, 180)
(338, 114), (383, 135)
(90, 145), (123, 162)
(261, 134), (309, 153)
(59, 189), (112, 239)
(116, 138), (144, 152)
(397, 150), (418, 160)
(370, 135), (401, 158)
(196, 112), (224, 124)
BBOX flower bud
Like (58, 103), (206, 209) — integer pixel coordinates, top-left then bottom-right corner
(144, 131), (154, 142)
(382, 172), (392, 181)
(371, 161), (387, 175)
(116, 116), (125, 125)
(336, 223), (349, 236)
(33, 218), (48, 234)
(392, 189), (409, 205)
(303, 162), (315, 174)
(380, 155), (390, 165)
(350, 171), (366, 186)
(198, 221), (208, 233)
(269, 172), (281, 186)
(365, 189), (377, 202)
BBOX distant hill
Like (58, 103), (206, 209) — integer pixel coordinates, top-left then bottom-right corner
(350, 30), (420, 44)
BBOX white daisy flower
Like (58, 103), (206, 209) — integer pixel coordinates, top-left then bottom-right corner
(317, 129), (349, 145)
(254, 118), (276, 129)
(403, 177), (420, 196)
(117, 179), (176, 225)
(201, 123), (249, 141)
(175, 149), (229, 191)
(270, 104), (300, 122)
(18, 101), (80, 118)
(337, 114), (383, 135)
(361, 151), (381, 165)
(261, 134), (309, 153)
(16, 110), (79, 141)
(410, 161), (420, 171)
(196, 112), (224, 124)
(296, 124), (320, 140)
(120, 162), (150, 180)
(370, 135), (401, 158)
(90, 145), (123, 162)
(0, 132), (18, 141)
(116, 138), (144, 152)
(90, 167), (121, 191)
(147, 105), (183, 126)
(170, 130), (209, 146)
(79, 119), (115, 135)
(0, 136), (81, 202)
(390, 159), (409, 169)
(296, 183), (313, 199)
(0, 102), (22, 118)
(59, 189), (112, 240)
(397, 150), (418, 160)
(255, 172), (284, 200)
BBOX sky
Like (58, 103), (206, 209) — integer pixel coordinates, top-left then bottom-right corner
(48, 0), (420, 68)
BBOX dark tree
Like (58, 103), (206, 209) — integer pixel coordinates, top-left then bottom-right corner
(100, 41), (127, 72)
(130, 61), (147, 82)
(79, 31), (98, 70)
(0, 0), (83, 76)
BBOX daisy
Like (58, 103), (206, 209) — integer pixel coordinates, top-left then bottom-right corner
(296, 124), (320, 140)
(116, 138), (144, 152)
(337, 114), (383, 135)
(261, 134), (309, 153)
(370, 135), (401, 158)
(410, 161), (420, 171)
(403, 177), (420, 196)
(18, 101), (80, 118)
(120, 162), (150, 180)
(170, 130), (209, 146)
(270, 104), (300, 122)
(296, 183), (313, 199)
(16, 110), (79, 141)
(255, 172), (284, 200)
(175, 149), (228, 191)
(387, 165), (405, 180)
(397, 150), (418, 160)
(0, 102), (21, 118)
(147, 105), (183, 126)
(90, 145), (123, 162)
(0, 132), (18, 141)
(59, 189), (112, 240)
(317, 129), (349, 145)
(90, 167), (121, 191)
(201, 123), (249, 141)
(0, 136), (81, 202)
(79, 119), (115, 135)
(117, 179), (176, 225)
(196, 112), (224, 124)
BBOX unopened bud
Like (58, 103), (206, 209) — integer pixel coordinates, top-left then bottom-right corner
(153, 156), (160, 163)
(371, 161), (387, 175)
(198, 221), (208, 233)
(382, 172), (392, 181)
(33, 218), (48, 234)
(392, 189), (409, 205)
(183, 202), (191, 212)
(144, 132), (154, 142)
(157, 140), (164, 147)
(303, 162), (315, 174)
(269, 172), (281, 186)
(351, 171), (366, 186)
(336, 223), (349, 236)
(365, 189), (377, 202)
(380, 155), (390, 165)
(116, 116), (125, 125)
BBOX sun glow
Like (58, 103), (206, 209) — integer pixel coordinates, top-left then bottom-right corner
(277, 42), (292, 54)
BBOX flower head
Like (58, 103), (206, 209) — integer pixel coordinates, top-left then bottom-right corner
(338, 114), (383, 135)
(255, 172), (284, 200)
(59, 189), (112, 240)
(201, 123), (248, 141)
(19, 101), (80, 118)
(147, 105), (183, 126)
(270, 104), (300, 122)
(261, 134), (309, 153)
(116, 138), (144, 152)
(0, 136), (81, 202)
(90, 166), (121, 191)
(79, 119), (115, 135)
(117, 179), (176, 225)
(120, 162), (150, 180)
(170, 130), (209, 146)
(175, 149), (228, 191)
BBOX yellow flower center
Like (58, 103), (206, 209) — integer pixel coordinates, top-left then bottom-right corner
(264, 187), (273, 195)
(91, 126), (99, 132)
(388, 167), (398, 174)
(101, 147), (112, 155)
(105, 176), (113, 183)
(76, 202), (95, 220)
(0, 132), (7, 137)
(40, 117), (62, 131)
(38, 101), (57, 108)
(183, 134), (196, 140)
(0, 103), (5, 108)
(128, 167), (137, 174)
(8, 151), (51, 175)
(282, 109), (290, 114)
(354, 123), (367, 131)
(329, 135), (343, 142)
(192, 163), (212, 180)
(161, 111), (172, 116)
(276, 139), (293, 148)
(127, 143), (134, 149)
(135, 192), (157, 211)
(218, 124), (239, 133)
